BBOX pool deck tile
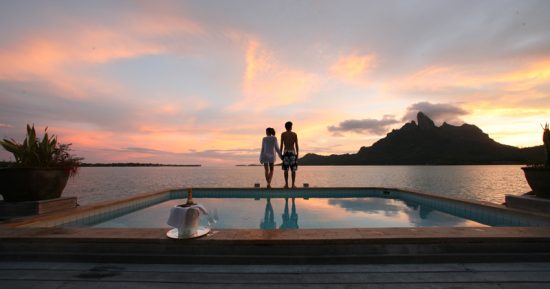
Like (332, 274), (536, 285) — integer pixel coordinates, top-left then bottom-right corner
(2, 226), (550, 243)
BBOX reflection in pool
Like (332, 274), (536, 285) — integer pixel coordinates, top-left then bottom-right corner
(91, 196), (486, 229)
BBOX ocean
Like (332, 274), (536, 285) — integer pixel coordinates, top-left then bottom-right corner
(62, 165), (531, 206)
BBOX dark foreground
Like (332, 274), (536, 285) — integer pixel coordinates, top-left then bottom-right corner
(1, 261), (549, 289)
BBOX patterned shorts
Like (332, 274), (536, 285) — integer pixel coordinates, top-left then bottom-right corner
(282, 151), (298, 172)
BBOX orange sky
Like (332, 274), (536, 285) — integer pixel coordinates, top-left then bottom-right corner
(1, 1), (549, 164)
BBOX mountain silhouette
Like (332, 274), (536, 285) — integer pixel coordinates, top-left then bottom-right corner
(300, 112), (543, 165)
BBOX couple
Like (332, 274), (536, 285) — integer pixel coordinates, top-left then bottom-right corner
(260, 121), (299, 189)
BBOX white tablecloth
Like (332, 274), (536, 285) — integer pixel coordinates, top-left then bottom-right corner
(166, 204), (208, 229)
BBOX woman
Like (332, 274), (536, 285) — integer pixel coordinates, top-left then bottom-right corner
(260, 127), (282, 188)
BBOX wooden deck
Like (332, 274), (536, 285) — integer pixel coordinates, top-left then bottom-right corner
(1, 261), (549, 288)
(3, 227), (550, 264)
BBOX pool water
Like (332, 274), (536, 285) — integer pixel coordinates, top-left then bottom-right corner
(92, 196), (486, 229)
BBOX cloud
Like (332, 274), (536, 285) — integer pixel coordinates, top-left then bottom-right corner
(402, 102), (468, 125)
(123, 147), (257, 155)
(328, 199), (401, 214)
(229, 38), (320, 112)
(113, 147), (260, 165)
(0, 3), (206, 103)
(384, 58), (550, 113)
(0, 79), (138, 132)
(0, 123), (12, 129)
(328, 115), (399, 135)
(330, 53), (376, 84)
(124, 147), (173, 155)
(2, 1), (550, 163)
(0, 28), (165, 78)
(243, 39), (269, 83)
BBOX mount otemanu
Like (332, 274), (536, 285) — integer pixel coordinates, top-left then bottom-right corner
(300, 112), (544, 165)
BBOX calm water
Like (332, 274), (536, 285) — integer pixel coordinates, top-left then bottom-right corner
(63, 165), (530, 206)
(92, 197), (486, 229)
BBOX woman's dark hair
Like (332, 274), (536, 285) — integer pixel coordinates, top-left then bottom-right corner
(265, 127), (275, 136)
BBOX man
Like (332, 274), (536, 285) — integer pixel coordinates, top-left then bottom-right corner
(280, 121), (299, 188)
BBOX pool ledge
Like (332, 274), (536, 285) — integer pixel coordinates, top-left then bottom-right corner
(3, 187), (550, 264)
(4, 187), (550, 228)
(2, 226), (550, 264)
(2, 226), (550, 242)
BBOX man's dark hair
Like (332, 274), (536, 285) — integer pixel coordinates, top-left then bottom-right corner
(268, 127), (276, 135)
(265, 127), (271, 135)
(285, 121), (293, 130)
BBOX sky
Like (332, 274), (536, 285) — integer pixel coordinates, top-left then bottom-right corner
(1, 0), (549, 165)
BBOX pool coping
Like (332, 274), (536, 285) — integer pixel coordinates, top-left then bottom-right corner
(2, 226), (550, 264)
(3, 186), (550, 228)
(2, 226), (550, 243)
(2, 184), (550, 241)
(2, 187), (550, 263)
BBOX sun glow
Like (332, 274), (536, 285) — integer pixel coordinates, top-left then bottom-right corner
(1, 1), (549, 164)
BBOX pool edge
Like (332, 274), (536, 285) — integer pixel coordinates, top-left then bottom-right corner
(3, 187), (550, 228)
(3, 187), (550, 264)
(2, 226), (550, 264)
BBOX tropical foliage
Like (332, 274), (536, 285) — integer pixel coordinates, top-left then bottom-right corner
(0, 125), (82, 177)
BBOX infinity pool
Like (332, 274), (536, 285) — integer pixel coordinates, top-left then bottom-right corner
(91, 197), (486, 229)
(57, 188), (550, 229)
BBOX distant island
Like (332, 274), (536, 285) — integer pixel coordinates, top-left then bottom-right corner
(0, 162), (201, 168)
(236, 164), (281, 167)
(81, 163), (201, 167)
(300, 112), (544, 166)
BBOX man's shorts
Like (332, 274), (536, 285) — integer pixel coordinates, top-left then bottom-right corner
(282, 151), (298, 172)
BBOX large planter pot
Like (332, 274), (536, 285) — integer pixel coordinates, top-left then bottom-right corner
(522, 167), (550, 198)
(0, 168), (70, 202)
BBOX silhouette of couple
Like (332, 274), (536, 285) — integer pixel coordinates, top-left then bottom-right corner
(260, 197), (299, 230)
(259, 121), (299, 188)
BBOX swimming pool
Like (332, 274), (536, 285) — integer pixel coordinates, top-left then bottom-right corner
(53, 188), (550, 229)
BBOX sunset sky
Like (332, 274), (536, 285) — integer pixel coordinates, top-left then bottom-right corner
(1, 0), (549, 165)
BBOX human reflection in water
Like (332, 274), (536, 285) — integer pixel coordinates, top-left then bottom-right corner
(403, 200), (433, 220)
(260, 198), (276, 229)
(280, 197), (299, 229)
(402, 200), (419, 210)
(418, 204), (434, 219)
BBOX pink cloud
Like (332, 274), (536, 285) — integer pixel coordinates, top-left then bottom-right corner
(389, 59), (550, 106)
(0, 7), (205, 101)
(229, 39), (320, 112)
(330, 53), (377, 84)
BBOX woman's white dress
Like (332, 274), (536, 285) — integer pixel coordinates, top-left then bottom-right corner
(260, 136), (281, 164)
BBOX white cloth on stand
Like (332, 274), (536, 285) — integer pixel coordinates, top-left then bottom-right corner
(167, 204), (209, 234)
(167, 204), (209, 238)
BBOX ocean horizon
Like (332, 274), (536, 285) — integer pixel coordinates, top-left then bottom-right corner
(60, 165), (531, 206)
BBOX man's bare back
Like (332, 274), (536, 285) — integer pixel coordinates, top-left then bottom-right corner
(280, 121), (299, 188)
(281, 131), (298, 154)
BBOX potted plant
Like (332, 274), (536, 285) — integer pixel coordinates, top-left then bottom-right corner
(522, 123), (550, 198)
(0, 125), (82, 202)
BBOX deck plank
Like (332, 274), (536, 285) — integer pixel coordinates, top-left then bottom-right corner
(2, 261), (550, 273)
(2, 270), (550, 283)
(0, 282), (512, 289)
(1, 262), (549, 289)
(0, 263), (550, 286)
